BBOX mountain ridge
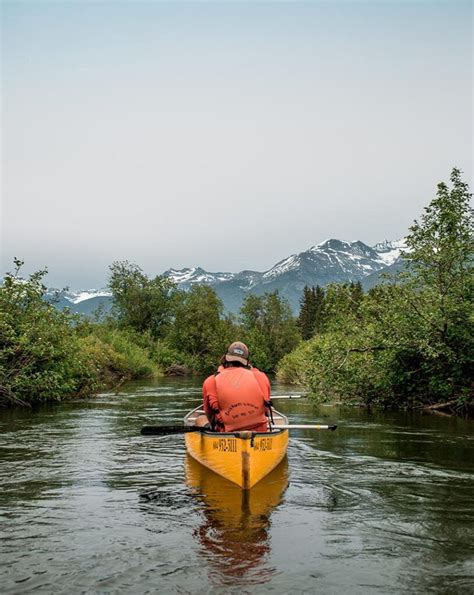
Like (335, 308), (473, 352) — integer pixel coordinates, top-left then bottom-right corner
(46, 238), (405, 315)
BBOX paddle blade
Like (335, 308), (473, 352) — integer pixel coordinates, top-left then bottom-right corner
(140, 425), (201, 436)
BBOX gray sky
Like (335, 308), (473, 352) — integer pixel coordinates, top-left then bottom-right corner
(2, 1), (472, 288)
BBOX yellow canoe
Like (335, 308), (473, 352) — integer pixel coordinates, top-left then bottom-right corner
(184, 406), (289, 489)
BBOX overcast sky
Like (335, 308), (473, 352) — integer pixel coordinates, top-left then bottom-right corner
(2, 0), (472, 288)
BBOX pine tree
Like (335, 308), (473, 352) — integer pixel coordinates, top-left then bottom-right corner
(297, 286), (315, 339)
(297, 285), (326, 338)
(313, 285), (325, 334)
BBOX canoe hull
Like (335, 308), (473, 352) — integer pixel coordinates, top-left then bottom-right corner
(185, 426), (288, 489)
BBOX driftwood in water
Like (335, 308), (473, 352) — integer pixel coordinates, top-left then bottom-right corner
(423, 400), (457, 411)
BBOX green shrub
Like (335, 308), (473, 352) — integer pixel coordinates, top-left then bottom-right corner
(89, 326), (163, 379)
(0, 261), (98, 405)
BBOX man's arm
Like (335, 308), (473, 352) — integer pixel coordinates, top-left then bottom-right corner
(203, 376), (220, 427)
(252, 368), (271, 403)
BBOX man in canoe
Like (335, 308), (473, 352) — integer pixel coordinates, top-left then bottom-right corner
(198, 341), (271, 432)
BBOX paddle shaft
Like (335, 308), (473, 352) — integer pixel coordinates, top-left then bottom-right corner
(141, 423), (337, 435)
(141, 425), (202, 436)
(270, 395), (307, 400)
(274, 424), (337, 431)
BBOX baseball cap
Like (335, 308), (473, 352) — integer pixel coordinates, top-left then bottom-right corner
(225, 341), (249, 365)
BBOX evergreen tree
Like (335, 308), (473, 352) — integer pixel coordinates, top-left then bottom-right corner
(297, 286), (315, 339)
(313, 285), (326, 334)
(297, 285), (326, 339)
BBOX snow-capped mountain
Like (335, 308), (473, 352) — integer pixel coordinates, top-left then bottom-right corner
(371, 239), (406, 266)
(66, 289), (112, 304)
(262, 239), (387, 284)
(46, 238), (406, 315)
(46, 288), (111, 303)
(163, 238), (406, 312)
(45, 288), (112, 315)
(164, 267), (236, 287)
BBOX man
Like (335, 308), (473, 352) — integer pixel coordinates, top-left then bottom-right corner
(200, 342), (271, 432)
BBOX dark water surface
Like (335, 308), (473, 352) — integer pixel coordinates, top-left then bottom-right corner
(1, 378), (473, 594)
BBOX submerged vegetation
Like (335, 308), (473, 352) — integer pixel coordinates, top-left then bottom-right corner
(1, 168), (472, 411)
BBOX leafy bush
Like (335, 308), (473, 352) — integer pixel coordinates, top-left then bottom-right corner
(278, 169), (473, 411)
(86, 325), (162, 380)
(239, 291), (301, 372)
(0, 261), (98, 405)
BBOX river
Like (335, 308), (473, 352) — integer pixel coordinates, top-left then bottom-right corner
(1, 377), (473, 594)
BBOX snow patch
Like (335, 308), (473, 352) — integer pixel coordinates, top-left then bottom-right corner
(68, 290), (111, 304)
(263, 254), (300, 279)
(167, 267), (235, 285)
(372, 238), (407, 266)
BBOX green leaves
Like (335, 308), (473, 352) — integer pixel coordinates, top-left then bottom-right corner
(108, 261), (177, 339)
(0, 263), (98, 405)
(169, 285), (230, 373)
(240, 291), (300, 372)
(278, 168), (473, 412)
(297, 285), (325, 339)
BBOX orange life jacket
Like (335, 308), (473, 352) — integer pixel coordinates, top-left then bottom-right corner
(213, 367), (268, 432)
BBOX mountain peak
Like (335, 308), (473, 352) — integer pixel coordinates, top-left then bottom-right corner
(371, 238), (406, 265)
(314, 238), (351, 251)
(47, 237), (405, 316)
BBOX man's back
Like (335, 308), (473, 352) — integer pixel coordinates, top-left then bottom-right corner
(203, 366), (270, 432)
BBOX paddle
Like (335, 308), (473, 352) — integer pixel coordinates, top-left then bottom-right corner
(141, 425), (203, 436)
(273, 424), (337, 431)
(141, 423), (337, 435)
(270, 394), (307, 399)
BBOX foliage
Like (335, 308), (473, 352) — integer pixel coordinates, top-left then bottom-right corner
(278, 168), (473, 411)
(239, 291), (300, 372)
(85, 324), (162, 380)
(108, 261), (176, 339)
(318, 282), (364, 333)
(297, 282), (363, 339)
(297, 285), (325, 339)
(0, 260), (168, 406)
(0, 260), (97, 405)
(167, 285), (234, 374)
(5, 171), (471, 411)
(388, 168), (473, 404)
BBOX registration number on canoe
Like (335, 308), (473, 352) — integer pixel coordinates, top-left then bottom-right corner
(212, 438), (238, 453)
(254, 437), (273, 451)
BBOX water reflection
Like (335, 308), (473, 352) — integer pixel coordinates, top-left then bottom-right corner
(186, 455), (289, 587)
(1, 380), (473, 593)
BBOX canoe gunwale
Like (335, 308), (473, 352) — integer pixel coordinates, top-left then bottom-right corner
(188, 428), (288, 438)
(183, 405), (289, 437)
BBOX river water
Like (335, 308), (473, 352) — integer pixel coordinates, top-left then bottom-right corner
(1, 377), (473, 594)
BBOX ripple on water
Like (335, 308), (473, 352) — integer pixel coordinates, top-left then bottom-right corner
(1, 381), (474, 594)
